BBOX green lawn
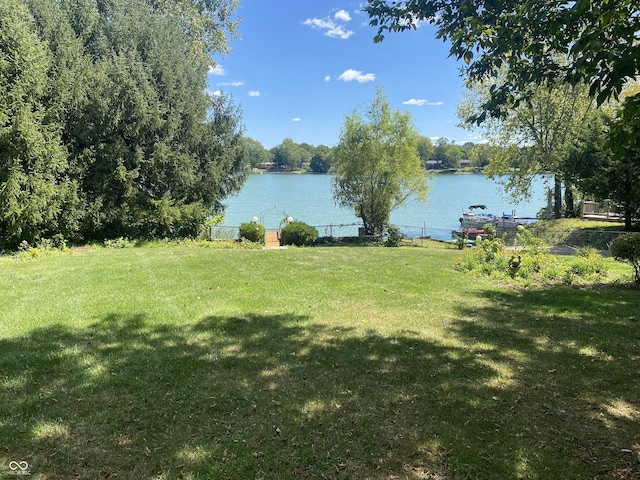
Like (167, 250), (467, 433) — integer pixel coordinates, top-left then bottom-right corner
(1, 245), (638, 479)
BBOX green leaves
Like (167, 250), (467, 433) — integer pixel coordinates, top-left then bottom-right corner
(0, 0), (245, 248)
(332, 88), (428, 236)
(365, 0), (640, 119)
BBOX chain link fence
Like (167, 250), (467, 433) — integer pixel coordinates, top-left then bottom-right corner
(522, 228), (628, 250)
(210, 223), (630, 250)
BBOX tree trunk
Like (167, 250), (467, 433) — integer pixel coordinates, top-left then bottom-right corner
(564, 181), (575, 217)
(554, 175), (562, 219)
(625, 209), (633, 231)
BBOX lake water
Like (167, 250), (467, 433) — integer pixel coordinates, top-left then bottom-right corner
(221, 173), (549, 240)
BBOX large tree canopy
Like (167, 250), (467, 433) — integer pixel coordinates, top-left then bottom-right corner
(0, 0), (244, 249)
(365, 0), (640, 120)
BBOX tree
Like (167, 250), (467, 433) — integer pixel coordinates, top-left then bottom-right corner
(297, 142), (315, 167)
(610, 233), (640, 283)
(1, 0), (246, 246)
(434, 138), (462, 169)
(458, 77), (594, 218)
(241, 137), (272, 169)
(310, 145), (332, 173)
(365, 0), (640, 119)
(468, 144), (496, 169)
(272, 138), (304, 171)
(0, 0), (75, 249)
(566, 101), (640, 231)
(332, 89), (428, 235)
(415, 136), (435, 169)
(605, 97), (640, 230)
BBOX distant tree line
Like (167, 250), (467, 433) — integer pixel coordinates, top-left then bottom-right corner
(241, 136), (498, 173)
(0, 0), (244, 250)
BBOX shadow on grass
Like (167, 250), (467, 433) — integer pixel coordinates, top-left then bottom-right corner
(1, 302), (638, 479)
(450, 285), (640, 479)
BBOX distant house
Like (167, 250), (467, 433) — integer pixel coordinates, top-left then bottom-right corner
(255, 162), (277, 171)
(425, 160), (442, 170)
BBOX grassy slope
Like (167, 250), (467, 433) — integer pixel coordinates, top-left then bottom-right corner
(0, 246), (638, 479)
(528, 219), (629, 249)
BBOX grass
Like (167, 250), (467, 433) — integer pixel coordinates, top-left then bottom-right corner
(0, 244), (639, 479)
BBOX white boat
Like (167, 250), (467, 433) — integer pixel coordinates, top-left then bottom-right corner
(458, 205), (521, 230)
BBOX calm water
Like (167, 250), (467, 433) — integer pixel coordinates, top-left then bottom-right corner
(222, 173), (549, 240)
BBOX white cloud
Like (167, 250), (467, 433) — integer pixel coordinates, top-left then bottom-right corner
(208, 65), (225, 76)
(248, 91), (261, 97)
(334, 9), (351, 22)
(303, 17), (354, 39)
(402, 98), (444, 106)
(292, 117), (302, 122)
(219, 81), (244, 87)
(468, 134), (489, 144)
(324, 75), (331, 82)
(338, 69), (376, 83)
(208, 89), (223, 97)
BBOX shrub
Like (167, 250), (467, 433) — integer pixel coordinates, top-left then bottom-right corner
(280, 221), (318, 246)
(383, 224), (405, 247)
(563, 249), (608, 284)
(104, 237), (136, 249)
(610, 233), (640, 283)
(515, 226), (549, 255)
(481, 222), (497, 240)
(239, 222), (265, 244)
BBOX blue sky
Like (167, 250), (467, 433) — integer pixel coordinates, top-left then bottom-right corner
(208, 1), (479, 150)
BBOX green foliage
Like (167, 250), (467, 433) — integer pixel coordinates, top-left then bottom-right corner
(310, 146), (332, 173)
(610, 233), (640, 284)
(0, 0), (75, 250)
(279, 221), (318, 246)
(0, 0), (245, 249)
(515, 226), (549, 256)
(481, 223), (497, 240)
(103, 237), (136, 249)
(241, 137), (272, 169)
(457, 227), (609, 284)
(272, 138), (308, 171)
(383, 224), (405, 247)
(434, 138), (462, 169)
(238, 222), (265, 244)
(332, 88), (429, 235)
(563, 247), (608, 284)
(416, 136), (435, 168)
(459, 76), (593, 217)
(564, 102), (640, 231)
(366, 1), (640, 116)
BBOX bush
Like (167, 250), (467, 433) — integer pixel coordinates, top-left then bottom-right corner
(610, 233), (640, 283)
(104, 237), (136, 249)
(562, 247), (607, 284)
(280, 221), (318, 246)
(383, 224), (405, 247)
(239, 222), (265, 244)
